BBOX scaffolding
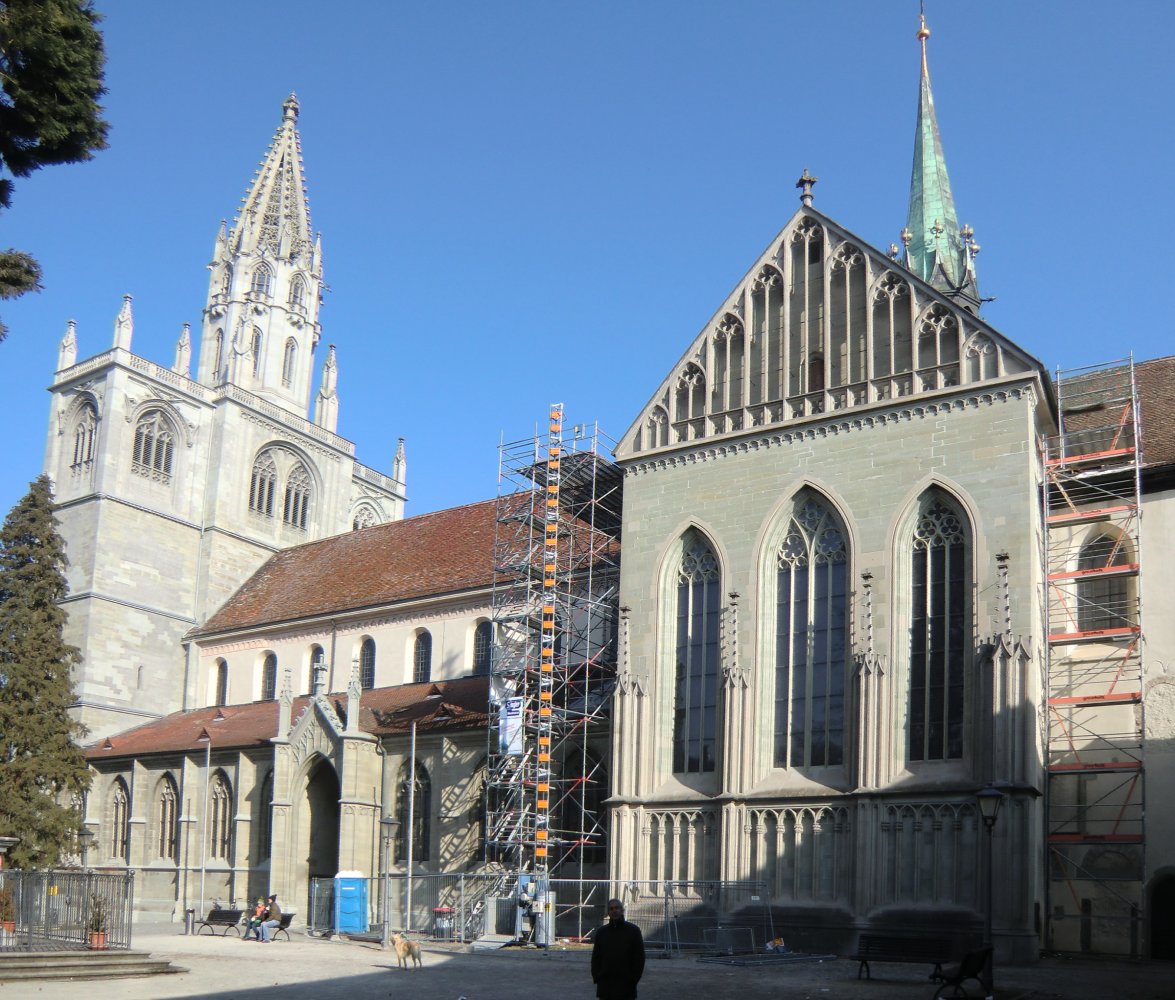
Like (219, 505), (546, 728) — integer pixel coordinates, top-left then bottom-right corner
(1044, 358), (1145, 957)
(485, 405), (622, 935)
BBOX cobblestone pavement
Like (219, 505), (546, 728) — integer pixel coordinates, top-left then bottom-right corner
(6, 927), (1175, 1000)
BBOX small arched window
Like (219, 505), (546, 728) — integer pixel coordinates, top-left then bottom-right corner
(157, 775), (179, 860)
(214, 659), (228, 707)
(71, 403), (98, 473)
(109, 778), (130, 862)
(261, 653), (278, 701)
(209, 772), (233, 859)
(413, 631), (432, 684)
(283, 462), (312, 530)
(396, 761), (431, 863)
(250, 264), (273, 297)
(473, 621), (493, 676)
(308, 645), (325, 694)
(250, 452), (277, 517)
(360, 638), (376, 690)
(352, 505), (376, 531)
(288, 275), (306, 309)
(251, 327), (263, 376)
(281, 338), (297, 388)
(132, 410), (175, 482)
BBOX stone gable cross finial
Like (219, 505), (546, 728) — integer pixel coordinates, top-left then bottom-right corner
(796, 168), (818, 207)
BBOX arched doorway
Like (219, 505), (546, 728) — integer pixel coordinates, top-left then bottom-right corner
(1151, 876), (1175, 959)
(292, 755), (341, 917)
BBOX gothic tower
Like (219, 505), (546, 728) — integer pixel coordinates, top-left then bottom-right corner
(44, 98), (407, 740)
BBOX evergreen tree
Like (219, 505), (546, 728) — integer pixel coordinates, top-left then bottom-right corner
(0, 474), (89, 868)
(0, 0), (109, 341)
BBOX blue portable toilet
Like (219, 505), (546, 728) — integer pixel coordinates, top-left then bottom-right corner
(333, 871), (369, 934)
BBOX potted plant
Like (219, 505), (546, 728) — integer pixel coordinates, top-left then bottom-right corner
(87, 893), (107, 950)
(0, 884), (14, 934)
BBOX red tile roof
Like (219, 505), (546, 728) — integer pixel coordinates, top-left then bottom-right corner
(194, 499), (500, 637)
(85, 677), (491, 761)
(1136, 356), (1175, 470)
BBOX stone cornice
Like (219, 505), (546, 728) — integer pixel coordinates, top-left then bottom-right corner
(624, 380), (1041, 477)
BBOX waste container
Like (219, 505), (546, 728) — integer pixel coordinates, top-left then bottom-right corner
(184, 908), (196, 935)
(333, 872), (369, 934)
(432, 906), (453, 941)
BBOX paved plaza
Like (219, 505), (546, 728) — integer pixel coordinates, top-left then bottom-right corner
(5, 925), (1175, 1000)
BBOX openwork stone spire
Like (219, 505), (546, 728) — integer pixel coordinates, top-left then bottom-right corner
(904, 14), (981, 313)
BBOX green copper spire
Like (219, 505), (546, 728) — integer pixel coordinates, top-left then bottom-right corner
(904, 13), (980, 311)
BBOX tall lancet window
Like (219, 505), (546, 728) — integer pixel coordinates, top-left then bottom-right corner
(109, 778), (130, 862)
(283, 462), (312, 529)
(71, 403), (98, 474)
(281, 338), (297, 388)
(672, 529), (721, 774)
(249, 452), (277, 516)
(774, 494), (848, 768)
(251, 327), (263, 376)
(908, 491), (970, 762)
(250, 264), (273, 297)
(132, 410), (175, 482)
(211, 329), (224, 378)
(359, 637), (376, 690)
(288, 275), (306, 309)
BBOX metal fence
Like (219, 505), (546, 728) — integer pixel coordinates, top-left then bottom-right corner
(305, 873), (772, 952)
(0, 870), (135, 952)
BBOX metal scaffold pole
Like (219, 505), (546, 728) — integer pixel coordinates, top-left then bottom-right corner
(486, 404), (622, 943)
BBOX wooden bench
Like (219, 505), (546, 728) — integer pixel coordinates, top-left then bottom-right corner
(196, 907), (244, 936)
(852, 933), (955, 980)
(932, 946), (992, 998)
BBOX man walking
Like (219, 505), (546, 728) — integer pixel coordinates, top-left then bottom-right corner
(591, 898), (645, 1000)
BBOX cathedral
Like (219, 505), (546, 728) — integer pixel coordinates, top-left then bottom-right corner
(58, 18), (1175, 963)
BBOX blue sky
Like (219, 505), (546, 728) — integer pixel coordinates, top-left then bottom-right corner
(2, 1), (1171, 520)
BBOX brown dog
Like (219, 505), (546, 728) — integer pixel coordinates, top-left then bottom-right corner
(391, 932), (422, 969)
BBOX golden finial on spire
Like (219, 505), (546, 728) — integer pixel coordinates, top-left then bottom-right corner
(917, 3), (931, 75)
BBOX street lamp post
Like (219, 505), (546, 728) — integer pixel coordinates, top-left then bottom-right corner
(77, 827), (95, 871)
(380, 816), (401, 950)
(196, 727), (211, 915)
(976, 785), (1005, 1000)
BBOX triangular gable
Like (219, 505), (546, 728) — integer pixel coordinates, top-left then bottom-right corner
(616, 206), (1046, 460)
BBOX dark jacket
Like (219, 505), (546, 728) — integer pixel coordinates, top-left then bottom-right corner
(591, 918), (645, 1000)
(265, 900), (282, 922)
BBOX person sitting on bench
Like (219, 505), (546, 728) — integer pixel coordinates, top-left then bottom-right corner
(258, 894), (282, 943)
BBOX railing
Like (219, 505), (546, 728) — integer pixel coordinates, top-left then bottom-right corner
(0, 870), (135, 952)
(304, 873), (771, 951)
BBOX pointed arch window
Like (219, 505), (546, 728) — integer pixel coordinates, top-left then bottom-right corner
(352, 505), (376, 531)
(71, 402), (98, 474)
(673, 529), (721, 774)
(413, 630), (432, 684)
(1077, 533), (1132, 633)
(156, 775), (179, 860)
(261, 653), (278, 701)
(257, 770), (274, 861)
(774, 494), (848, 768)
(250, 264), (273, 297)
(359, 637), (376, 690)
(132, 410), (175, 483)
(214, 659), (228, 707)
(209, 772), (233, 859)
(908, 492), (970, 762)
(283, 462), (312, 529)
(220, 264), (232, 296)
(281, 338), (297, 388)
(109, 778), (130, 862)
(249, 452), (277, 517)
(395, 761), (431, 863)
(473, 620), (493, 676)
(251, 327), (263, 376)
(288, 275), (306, 309)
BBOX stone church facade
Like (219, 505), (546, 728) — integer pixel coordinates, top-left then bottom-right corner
(44, 96), (406, 741)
